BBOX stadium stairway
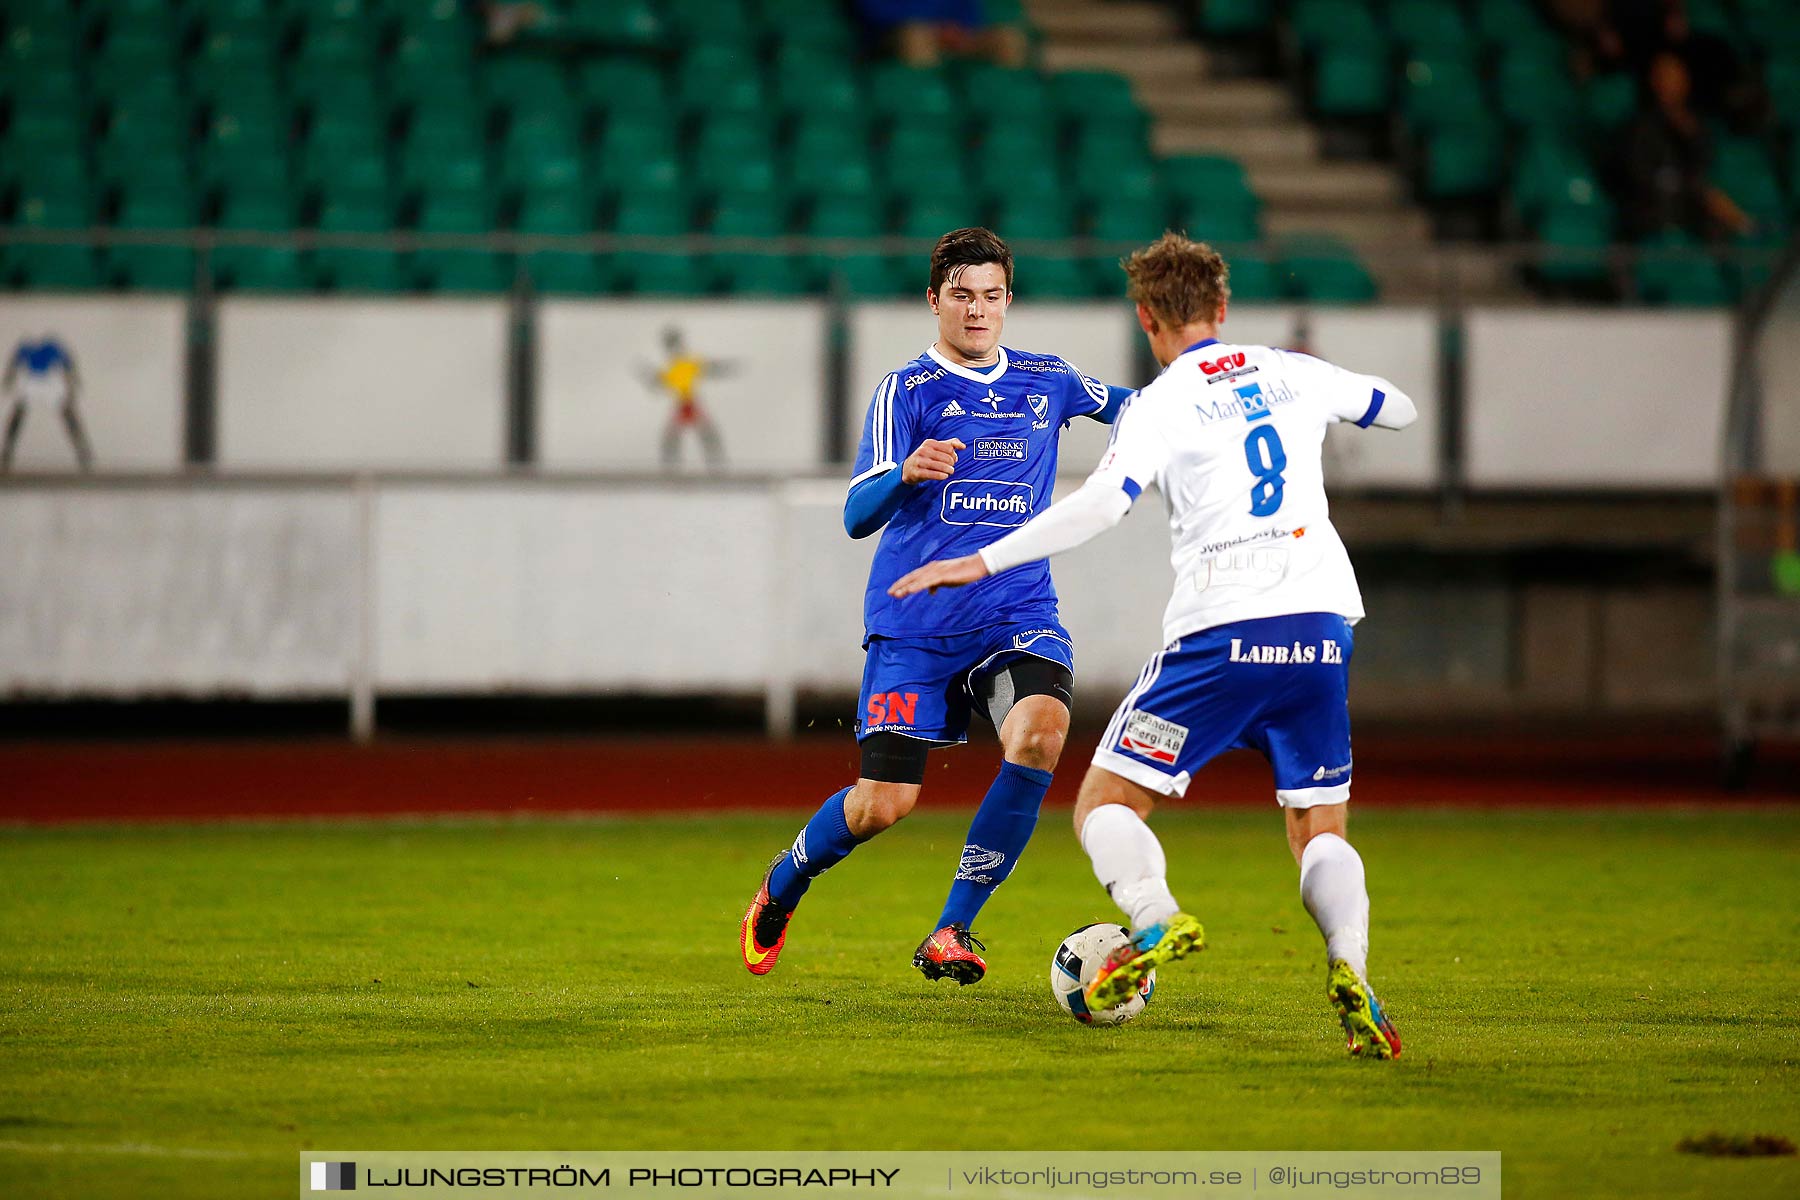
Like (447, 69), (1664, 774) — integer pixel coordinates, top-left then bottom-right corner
(1024, 0), (1523, 300)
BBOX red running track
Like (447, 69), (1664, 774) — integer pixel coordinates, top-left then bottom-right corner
(2, 731), (1795, 824)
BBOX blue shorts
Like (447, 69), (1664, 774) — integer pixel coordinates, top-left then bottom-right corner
(1092, 612), (1355, 808)
(858, 616), (1076, 745)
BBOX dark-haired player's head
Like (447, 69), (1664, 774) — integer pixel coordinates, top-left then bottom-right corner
(1121, 232), (1231, 366)
(928, 227), (1013, 366)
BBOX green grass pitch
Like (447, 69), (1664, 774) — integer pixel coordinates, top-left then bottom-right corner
(3, 807), (1797, 1198)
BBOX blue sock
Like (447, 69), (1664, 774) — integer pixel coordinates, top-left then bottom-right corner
(935, 761), (1053, 929)
(767, 786), (861, 909)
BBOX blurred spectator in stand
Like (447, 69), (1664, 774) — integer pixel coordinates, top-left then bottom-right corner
(856, 1), (1028, 67)
(484, 1), (550, 46)
(1619, 52), (1756, 241)
(1547, 0), (1628, 79)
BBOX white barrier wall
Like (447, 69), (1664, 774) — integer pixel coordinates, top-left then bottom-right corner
(374, 483), (777, 690)
(0, 297), (185, 472)
(0, 486), (357, 694)
(536, 300), (829, 471)
(1465, 309), (1732, 488)
(216, 298), (509, 470)
(848, 301), (1140, 474)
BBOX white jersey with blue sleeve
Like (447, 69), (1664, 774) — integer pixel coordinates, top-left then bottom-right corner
(980, 337), (1417, 645)
(851, 344), (1114, 639)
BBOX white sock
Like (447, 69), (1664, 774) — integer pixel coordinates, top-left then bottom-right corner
(1079, 804), (1180, 930)
(1299, 831), (1370, 978)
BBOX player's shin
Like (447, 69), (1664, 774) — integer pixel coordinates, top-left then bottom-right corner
(766, 786), (863, 909)
(1079, 803), (1180, 930)
(934, 761), (1052, 929)
(1298, 831), (1370, 978)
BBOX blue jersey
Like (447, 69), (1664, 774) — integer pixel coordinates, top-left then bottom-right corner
(851, 344), (1113, 639)
(11, 339), (71, 375)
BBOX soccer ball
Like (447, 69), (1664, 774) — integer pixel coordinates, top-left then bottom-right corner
(1049, 922), (1155, 1025)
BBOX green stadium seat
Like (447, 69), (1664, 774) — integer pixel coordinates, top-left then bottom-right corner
(515, 191), (602, 294)
(693, 150), (779, 202)
(1047, 70), (1139, 125)
(787, 144), (877, 203)
(1421, 117), (1505, 199)
(896, 197), (984, 241)
(575, 57), (668, 120)
(1200, 0), (1273, 37)
(675, 43), (765, 115)
(708, 187), (808, 293)
(212, 193), (308, 291)
(1634, 228), (1730, 306)
(1766, 61), (1800, 134)
(1495, 51), (1582, 132)
(1222, 248), (1281, 301)
(1400, 55), (1488, 135)
(1088, 195), (1165, 243)
(564, 0), (664, 46)
(1162, 155), (1259, 225)
(1016, 255), (1094, 300)
(195, 25), (278, 71)
(405, 106), (486, 152)
(395, 140), (479, 201)
(868, 65), (956, 123)
(1312, 45), (1390, 117)
(662, 0), (753, 41)
(389, 37), (476, 111)
(1583, 72), (1637, 134)
(802, 196), (895, 295)
(1534, 195), (1615, 286)
(1291, 0), (1378, 54)
(713, 254), (812, 296)
(1385, 0), (1476, 59)
(5, 242), (103, 290)
(994, 196), (1076, 241)
(1710, 137), (1787, 232)
(1510, 136), (1598, 224)
(109, 189), (198, 290)
(1740, 0), (1800, 46)
(414, 194), (510, 292)
(959, 64), (1048, 122)
(313, 186), (403, 291)
(292, 25), (374, 72)
(2, 60), (83, 113)
(693, 112), (773, 159)
(593, 118), (680, 197)
(975, 157), (1063, 208)
(1173, 203), (1260, 246)
(502, 136), (585, 202)
(4, 20), (78, 71)
(485, 59), (574, 120)
(1281, 233), (1377, 303)
(763, 0), (855, 52)
(1077, 157), (1160, 207)
(1471, 0), (1558, 51)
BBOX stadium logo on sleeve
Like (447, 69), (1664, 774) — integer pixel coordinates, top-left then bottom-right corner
(942, 480), (1034, 526)
(310, 1162), (356, 1191)
(974, 438), (1027, 459)
(1119, 711), (1190, 765)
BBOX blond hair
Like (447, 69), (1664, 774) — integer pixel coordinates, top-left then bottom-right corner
(1121, 232), (1230, 328)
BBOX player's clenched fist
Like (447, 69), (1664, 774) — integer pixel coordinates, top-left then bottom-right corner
(902, 438), (965, 483)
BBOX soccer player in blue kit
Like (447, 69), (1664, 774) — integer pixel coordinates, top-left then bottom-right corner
(740, 228), (1134, 984)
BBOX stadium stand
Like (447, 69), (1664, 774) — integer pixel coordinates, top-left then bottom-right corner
(0, 0), (1319, 299)
(2, 0), (1787, 303)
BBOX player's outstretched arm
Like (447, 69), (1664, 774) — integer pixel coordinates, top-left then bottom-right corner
(889, 475), (1134, 598)
(843, 438), (966, 538)
(1358, 380), (1417, 430)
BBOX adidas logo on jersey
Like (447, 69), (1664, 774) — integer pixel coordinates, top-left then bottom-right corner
(941, 399), (967, 416)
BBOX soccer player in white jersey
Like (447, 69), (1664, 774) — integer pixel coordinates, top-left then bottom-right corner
(891, 233), (1417, 1057)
